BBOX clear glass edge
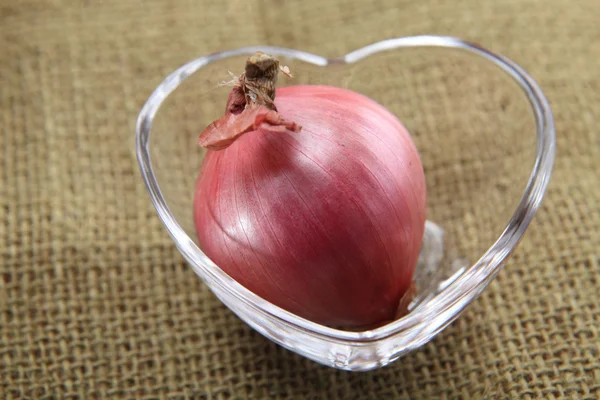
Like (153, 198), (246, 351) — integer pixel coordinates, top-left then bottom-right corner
(135, 35), (556, 345)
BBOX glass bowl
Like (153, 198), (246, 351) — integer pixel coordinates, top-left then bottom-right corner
(135, 36), (555, 371)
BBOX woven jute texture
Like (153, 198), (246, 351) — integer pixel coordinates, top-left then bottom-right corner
(1, 0), (599, 399)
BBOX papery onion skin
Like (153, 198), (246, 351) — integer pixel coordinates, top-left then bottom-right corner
(194, 85), (426, 328)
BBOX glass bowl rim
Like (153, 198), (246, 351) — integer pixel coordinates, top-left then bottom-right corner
(135, 35), (556, 343)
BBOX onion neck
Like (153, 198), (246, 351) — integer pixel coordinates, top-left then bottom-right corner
(198, 52), (301, 151)
(241, 51), (280, 111)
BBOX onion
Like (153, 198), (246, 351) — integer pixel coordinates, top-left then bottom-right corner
(193, 53), (426, 328)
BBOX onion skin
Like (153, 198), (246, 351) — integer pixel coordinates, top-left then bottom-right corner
(194, 85), (426, 328)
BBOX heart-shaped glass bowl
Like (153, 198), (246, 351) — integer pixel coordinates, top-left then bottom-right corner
(136, 36), (555, 371)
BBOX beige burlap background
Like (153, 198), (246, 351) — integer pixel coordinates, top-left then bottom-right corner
(1, 0), (599, 399)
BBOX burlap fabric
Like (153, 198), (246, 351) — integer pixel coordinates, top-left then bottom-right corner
(2, 0), (599, 399)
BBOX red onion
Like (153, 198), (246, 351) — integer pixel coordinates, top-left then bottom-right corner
(194, 53), (426, 328)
